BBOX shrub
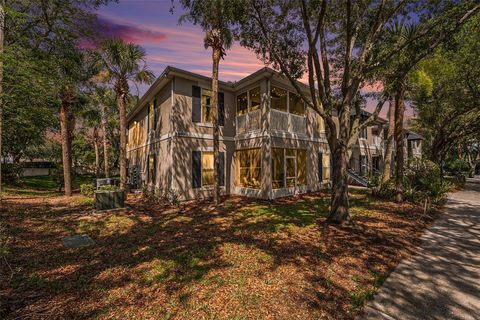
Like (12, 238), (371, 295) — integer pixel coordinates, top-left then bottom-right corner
(98, 185), (120, 192)
(142, 185), (180, 207)
(370, 175), (396, 200)
(80, 184), (95, 197)
(2, 163), (23, 182)
(404, 158), (449, 204)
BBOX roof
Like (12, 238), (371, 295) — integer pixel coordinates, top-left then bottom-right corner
(405, 130), (423, 140)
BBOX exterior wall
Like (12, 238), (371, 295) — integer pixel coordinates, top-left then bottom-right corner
(127, 67), (422, 201)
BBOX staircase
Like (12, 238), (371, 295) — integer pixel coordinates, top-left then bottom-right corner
(347, 169), (369, 187)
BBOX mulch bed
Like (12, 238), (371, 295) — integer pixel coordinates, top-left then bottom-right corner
(0, 191), (439, 319)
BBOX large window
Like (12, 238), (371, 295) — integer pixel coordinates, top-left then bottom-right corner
(202, 151), (214, 186)
(201, 89), (214, 123)
(271, 86), (287, 112)
(148, 99), (156, 131)
(148, 154), (156, 184)
(271, 148), (307, 189)
(236, 149), (261, 189)
(271, 86), (305, 116)
(236, 86), (261, 116)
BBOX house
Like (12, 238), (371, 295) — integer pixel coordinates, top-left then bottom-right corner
(126, 66), (422, 200)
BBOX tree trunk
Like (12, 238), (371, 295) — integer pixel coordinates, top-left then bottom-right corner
(116, 83), (127, 190)
(328, 144), (350, 224)
(394, 81), (406, 202)
(0, 1), (4, 198)
(100, 103), (110, 178)
(382, 96), (395, 183)
(93, 128), (100, 178)
(60, 87), (74, 196)
(211, 44), (221, 205)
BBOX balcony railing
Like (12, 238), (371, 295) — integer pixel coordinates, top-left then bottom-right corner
(271, 109), (306, 134)
(236, 109), (261, 134)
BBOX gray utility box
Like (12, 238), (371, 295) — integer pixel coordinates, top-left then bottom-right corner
(94, 190), (125, 210)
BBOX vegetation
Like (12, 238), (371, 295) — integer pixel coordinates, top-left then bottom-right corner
(1, 183), (438, 319)
(235, 0), (479, 223)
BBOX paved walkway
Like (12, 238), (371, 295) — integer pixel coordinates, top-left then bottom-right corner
(360, 177), (480, 320)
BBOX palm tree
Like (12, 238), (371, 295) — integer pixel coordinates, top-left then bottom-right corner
(178, 0), (243, 204)
(100, 39), (154, 189)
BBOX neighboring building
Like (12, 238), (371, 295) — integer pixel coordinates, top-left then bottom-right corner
(126, 66), (422, 200)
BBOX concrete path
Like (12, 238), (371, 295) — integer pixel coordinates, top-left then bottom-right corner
(360, 177), (480, 320)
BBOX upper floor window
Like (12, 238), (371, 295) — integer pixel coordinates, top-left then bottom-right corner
(359, 127), (367, 139)
(201, 89), (214, 123)
(148, 99), (156, 131)
(271, 86), (305, 116)
(236, 86), (261, 116)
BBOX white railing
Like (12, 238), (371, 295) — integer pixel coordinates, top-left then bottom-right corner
(271, 109), (306, 134)
(236, 109), (261, 134)
(372, 135), (381, 146)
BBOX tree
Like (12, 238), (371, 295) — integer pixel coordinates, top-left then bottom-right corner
(176, 0), (244, 204)
(0, 0), (4, 197)
(100, 39), (154, 189)
(88, 87), (115, 177)
(1, 0), (114, 195)
(376, 8), (479, 201)
(410, 16), (480, 175)
(237, 0), (479, 223)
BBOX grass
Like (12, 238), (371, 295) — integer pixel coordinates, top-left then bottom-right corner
(0, 186), (438, 320)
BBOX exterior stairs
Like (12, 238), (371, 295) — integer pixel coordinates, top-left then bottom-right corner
(347, 168), (369, 187)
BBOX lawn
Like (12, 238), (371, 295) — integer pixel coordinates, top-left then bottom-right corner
(0, 180), (438, 319)
(2, 175), (95, 198)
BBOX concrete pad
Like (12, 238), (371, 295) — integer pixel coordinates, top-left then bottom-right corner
(62, 234), (95, 248)
(359, 177), (480, 320)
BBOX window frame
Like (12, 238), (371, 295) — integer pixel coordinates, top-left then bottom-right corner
(194, 87), (224, 127)
(271, 148), (307, 189)
(201, 151), (215, 187)
(270, 85), (306, 117)
(235, 148), (262, 189)
(236, 86), (261, 116)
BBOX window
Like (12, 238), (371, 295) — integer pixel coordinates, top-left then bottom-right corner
(271, 148), (307, 189)
(271, 86), (287, 112)
(289, 92), (305, 115)
(148, 154), (156, 184)
(359, 127), (367, 139)
(236, 149), (261, 189)
(202, 151), (214, 186)
(201, 89), (214, 123)
(297, 149), (307, 185)
(128, 121), (144, 148)
(236, 92), (248, 115)
(272, 148), (284, 188)
(148, 100), (155, 131)
(236, 86), (261, 116)
(271, 86), (306, 116)
(249, 87), (261, 111)
(360, 155), (368, 176)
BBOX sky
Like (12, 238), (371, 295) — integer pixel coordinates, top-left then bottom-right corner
(97, 0), (266, 96)
(97, 0), (402, 118)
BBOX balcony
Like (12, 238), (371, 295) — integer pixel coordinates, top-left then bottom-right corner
(271, 109), (306, 134)
(236, 109), (261, 134)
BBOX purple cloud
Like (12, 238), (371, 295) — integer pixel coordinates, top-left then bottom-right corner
(97, 16), (168, 44)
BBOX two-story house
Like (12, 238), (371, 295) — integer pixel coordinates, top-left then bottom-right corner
(126, 66), (422, 200)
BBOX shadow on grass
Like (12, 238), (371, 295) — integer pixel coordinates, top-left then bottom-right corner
(0, 189), (440, 319)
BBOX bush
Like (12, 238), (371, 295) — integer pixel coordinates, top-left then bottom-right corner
(141, 185), (180, 207)
(370, 175), (396, 200)
(404, 159), (449, 204)
(2, 163), (23, 182)
(98, 185), (121, 192)
(445, 158), (469, 175)
(80, 184), (95, 197)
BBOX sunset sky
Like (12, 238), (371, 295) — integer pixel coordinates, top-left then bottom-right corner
(98, 0), (395, 116)
(98, 1), (265, 94)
